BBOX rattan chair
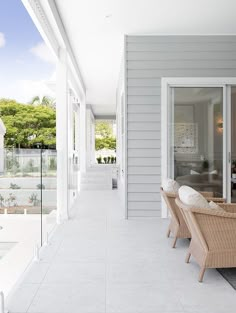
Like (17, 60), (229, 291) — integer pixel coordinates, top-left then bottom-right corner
(160, 187), (225, 248)
(175, 198), (236, 282)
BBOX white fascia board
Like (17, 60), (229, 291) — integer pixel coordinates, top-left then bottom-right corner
(21, 0), (86, 98)
(21, 0), (60, 60)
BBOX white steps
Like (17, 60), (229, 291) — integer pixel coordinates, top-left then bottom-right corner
(80, 167), (112, 190)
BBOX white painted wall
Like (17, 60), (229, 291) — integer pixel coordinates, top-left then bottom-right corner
(86, 107), (95, 167)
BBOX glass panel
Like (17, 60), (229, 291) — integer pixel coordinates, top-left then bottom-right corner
(231, 87), (236, 202)
(0, 148), (41, 294)
(168, 87), (223, 197)
(42, 149), (57, 244)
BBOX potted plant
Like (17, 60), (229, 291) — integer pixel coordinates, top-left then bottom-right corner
(0, 195), (4, 207)
(29, 193), (40, 206)
(96, 156), (102, 164)
(6, 193), (17, 207)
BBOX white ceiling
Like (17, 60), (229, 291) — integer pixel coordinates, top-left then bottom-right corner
(56, 0), (236, 116)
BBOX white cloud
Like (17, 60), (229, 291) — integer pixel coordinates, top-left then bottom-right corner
(0, 76), (55, 104)
(30, 42), (55, 63)
(17, 79), (55, 103)
(0, 32), (6, 48)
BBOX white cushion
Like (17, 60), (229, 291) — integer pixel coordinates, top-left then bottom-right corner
(210, 170), (218, 175)
(178, 186), (210, 209)
(209, 201), (224, 211)
(162, 178), (180, 193)
(190, 170), (200, 175)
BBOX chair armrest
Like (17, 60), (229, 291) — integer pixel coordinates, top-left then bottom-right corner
(205, 197), (226, 203)
(218, 203), (236, 213)
(191, 207), (236, 218)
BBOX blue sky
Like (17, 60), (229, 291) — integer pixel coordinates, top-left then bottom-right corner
(0, 0), (55, 103)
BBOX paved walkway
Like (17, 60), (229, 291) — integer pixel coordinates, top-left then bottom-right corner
(7, 190), (236, 313)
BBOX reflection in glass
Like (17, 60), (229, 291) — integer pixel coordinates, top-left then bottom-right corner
(168, 87), (223, 197)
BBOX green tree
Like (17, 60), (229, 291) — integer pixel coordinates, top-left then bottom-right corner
(95, 121), (113, 138)
(0, 98), (56, 148)
(95, 121), (116, 151)
(29, 96), (56, 109)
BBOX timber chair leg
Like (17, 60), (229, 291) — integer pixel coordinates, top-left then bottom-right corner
(185, 252), (191, 263)
(172, 236), (177, 248)
(166, 227), (171, 238)
(198, 267), (206, 282)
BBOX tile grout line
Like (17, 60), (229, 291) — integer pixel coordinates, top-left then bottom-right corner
(26, 228), (64, 313)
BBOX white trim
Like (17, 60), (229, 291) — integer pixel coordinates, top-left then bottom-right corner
(124, 35), (128, 219)
(21, 0), (59, 59)
(161, 77), (236, 217)
(226, 85), (232, 202)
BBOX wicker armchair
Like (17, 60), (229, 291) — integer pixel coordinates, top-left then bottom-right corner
(160, 188), (225, 248)
(175, 198), (236, 282)
(160, 187), (191, 248)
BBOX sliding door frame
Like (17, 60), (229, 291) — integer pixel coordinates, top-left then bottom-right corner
(161, 77), (236, 217)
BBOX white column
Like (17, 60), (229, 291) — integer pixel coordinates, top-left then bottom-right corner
(79, 98), (86, 173)
(56, 48), (69, 223)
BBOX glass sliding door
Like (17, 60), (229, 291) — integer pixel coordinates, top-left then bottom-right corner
(168, 87), (224, 197)
(231, 86), (236, 202)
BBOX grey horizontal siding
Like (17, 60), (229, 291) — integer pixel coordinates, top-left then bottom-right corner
(128, 175), (160, 183)
(128, 113), (161, 122)
(128, 149), (160, 158)
(128, 131), (160, 140)
(128, 87), (161, 96)
(128, 139), (160, 149)
(128, 192), (161, 201)
(126, 35), (236, 218)
(127, 42), (236, 52)
(128, 210), (161, 218)
(126, 36), (236, 43)
(128, 104), (160, 113)
(128, 69), (236, 78)
(128, 158), (161, 167)
(128, 166), (161, 175)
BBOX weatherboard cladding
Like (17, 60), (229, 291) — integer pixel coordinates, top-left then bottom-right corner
(125, 35), (236, 217)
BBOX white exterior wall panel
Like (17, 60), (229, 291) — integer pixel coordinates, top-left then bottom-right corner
(125, 35), (236, 217)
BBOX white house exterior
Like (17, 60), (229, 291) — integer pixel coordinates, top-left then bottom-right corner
(2, 0), (236, 311)
(18, 0), (236, 221)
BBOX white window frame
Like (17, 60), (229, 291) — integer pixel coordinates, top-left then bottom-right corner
(161, 77), (236, 217)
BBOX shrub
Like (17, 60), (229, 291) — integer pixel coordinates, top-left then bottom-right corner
(10, 183), (21, 189)
(111, 156), (115, 164)
(97, 156), (102, 164)
(37, 184), (45, 190)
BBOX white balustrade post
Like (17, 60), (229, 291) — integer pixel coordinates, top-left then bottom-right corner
(34, 244), (40, 262)
(0, 291), (8, 313)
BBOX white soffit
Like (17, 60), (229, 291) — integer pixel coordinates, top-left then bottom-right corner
(55, 0), (236, 115)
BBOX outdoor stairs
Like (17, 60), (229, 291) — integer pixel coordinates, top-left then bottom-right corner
(80, 166), (112, 190)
